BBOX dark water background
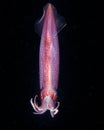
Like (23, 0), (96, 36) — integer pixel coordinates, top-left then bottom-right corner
(0, 0), (97, 129)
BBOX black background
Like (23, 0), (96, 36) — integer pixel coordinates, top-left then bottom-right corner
(1, 0), (97, 129)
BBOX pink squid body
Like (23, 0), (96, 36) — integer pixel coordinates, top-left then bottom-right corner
(30, 3), (66, 117)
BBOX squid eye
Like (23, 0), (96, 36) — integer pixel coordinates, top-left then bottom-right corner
(40, 94), (44, 100)
(51, 92), (57, 101)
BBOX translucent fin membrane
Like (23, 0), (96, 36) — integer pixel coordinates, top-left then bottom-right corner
(34, 3), (67, 36)
(34, 8), (45, 36)
(54, 6), (67, 33)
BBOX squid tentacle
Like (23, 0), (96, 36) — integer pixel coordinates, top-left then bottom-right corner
(30, 94), (60, 117)
(50, 101), (60, 117)
(30, 95), (43, 112)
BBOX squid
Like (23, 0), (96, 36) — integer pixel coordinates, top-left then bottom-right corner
(30, 3), (66, 118)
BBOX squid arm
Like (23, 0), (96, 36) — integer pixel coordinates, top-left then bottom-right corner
(30, 3), (66, 118)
